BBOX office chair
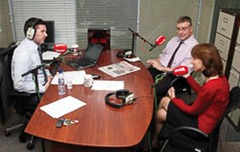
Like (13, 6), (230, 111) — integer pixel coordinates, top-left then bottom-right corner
(158, 86), (240, 152)
(142, 73), (193, 152)
(153, 73), (194, 112)
(169, 76), (191, 95)
(2, 42), (38, 150)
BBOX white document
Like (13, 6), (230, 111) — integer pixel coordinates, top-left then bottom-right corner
(51, 70), (86, 85)
(42, 51), (60, 60)
(91, 80), (124, 91)
(40, 96), (86, 118)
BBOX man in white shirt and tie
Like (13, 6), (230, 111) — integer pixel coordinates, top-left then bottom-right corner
(11, 17), (53, 111)
(147, 16), (198, 103)
(12, 17), (53, 94)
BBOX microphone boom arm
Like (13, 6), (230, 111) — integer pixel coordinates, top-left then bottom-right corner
(128, 28), (154, 47)
(22, 50), (71, 78)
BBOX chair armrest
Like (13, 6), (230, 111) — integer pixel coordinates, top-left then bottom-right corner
(159, 126), (209, 152)
(169, 76), (181, 87)
(167, 126), (209, 139)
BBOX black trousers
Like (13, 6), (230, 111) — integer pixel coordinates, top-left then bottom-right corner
(149, 67), (191, 103)
(148, 67), (177, 104)
(13, 93), (42, 115)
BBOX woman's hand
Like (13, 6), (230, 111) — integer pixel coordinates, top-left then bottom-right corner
(168, 87), (176, 99)
(183, 73), (190, 78)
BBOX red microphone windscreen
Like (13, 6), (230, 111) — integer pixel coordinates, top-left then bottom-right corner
(54, 44), (67, 53)
(155, 35), (166, 46)
(172, 66), (188, 76)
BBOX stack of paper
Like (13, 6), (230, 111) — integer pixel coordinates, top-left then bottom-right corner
(40, 96), (86, 118)
(91, 80), (124, 91)
(42, 51), (60, 60)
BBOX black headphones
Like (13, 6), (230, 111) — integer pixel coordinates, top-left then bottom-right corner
(105, 89), (135, 108)
(26, 19), (39, 40)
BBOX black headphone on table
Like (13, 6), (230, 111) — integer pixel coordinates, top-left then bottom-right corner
(105, 89), (135, 108)
(26, 19), (39, 40)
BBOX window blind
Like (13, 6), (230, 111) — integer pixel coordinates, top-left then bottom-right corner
(10, 0), (138, 50)
(76, 0), (138, 50)
(10, 0), (76, 46)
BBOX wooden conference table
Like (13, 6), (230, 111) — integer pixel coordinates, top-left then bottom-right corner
(25, 50), (154, 150)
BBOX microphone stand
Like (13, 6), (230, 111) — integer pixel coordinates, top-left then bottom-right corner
(21, 64), (42, 102)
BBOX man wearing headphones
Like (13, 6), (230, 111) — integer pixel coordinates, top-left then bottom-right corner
(11, 17), (53, 96)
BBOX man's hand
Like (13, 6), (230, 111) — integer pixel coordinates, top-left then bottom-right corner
(47, 75), (53, 81)
(45, 75), (53, 90)
(147, 59), (172, 72)
(147, 59), (162, 69)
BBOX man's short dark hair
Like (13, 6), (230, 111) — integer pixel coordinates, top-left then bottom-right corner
(177, 16), (192, 26)
(23, 17), (46, 36)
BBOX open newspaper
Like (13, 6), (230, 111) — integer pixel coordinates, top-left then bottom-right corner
(98, 61), (140, 77)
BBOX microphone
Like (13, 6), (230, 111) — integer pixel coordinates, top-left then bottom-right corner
(54, 44), (68, 53)
(169, 66), (188, 76)
(149, 35), (166, 51)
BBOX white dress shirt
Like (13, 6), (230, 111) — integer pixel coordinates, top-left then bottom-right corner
(159, 35), (198, 72)
(11, 38), (51, 93)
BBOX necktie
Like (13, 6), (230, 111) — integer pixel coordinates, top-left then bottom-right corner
(37, 46), (48, 83)
(167, 41), (184, 67)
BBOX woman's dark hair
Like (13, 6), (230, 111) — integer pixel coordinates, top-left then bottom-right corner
(191, 43), (223, 77)
(23, 17), (46, 36)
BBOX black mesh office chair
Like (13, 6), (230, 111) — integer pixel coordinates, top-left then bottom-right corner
(1, 42), (38, 150)
(153, 73), (193, 112)
(158, 86), (240, 152)
(169, 76), (191, 95)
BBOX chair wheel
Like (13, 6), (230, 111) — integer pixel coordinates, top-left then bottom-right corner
(19, 132), (29, 143)
(5, 131), (11, 136)
(26, 143), (34, 150)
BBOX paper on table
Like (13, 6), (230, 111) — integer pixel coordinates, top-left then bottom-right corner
(40, 96), (86, 118)
(98, 61), (140, 78)
(124, 57), (141, 62)
(51, 70), (86, 85)
(42, 51), (60, 60)
(91, 80), (124, 91)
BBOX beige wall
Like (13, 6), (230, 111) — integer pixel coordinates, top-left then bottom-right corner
(0, 0), (13, 48)
(137, 0), (215, 65)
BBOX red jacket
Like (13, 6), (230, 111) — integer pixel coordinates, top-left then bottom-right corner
(172, 75), (229, 134)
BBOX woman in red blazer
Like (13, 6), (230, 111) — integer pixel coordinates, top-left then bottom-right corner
(152, 43), (230, 147)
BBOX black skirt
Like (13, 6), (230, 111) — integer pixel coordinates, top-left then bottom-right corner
(158, 102), (199, 139)
(166, 102), (198, 128)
